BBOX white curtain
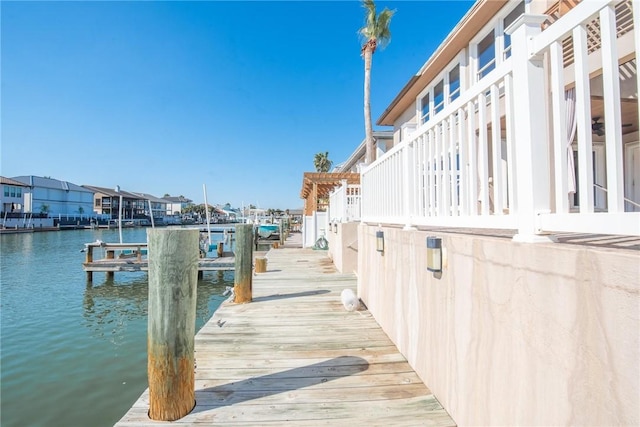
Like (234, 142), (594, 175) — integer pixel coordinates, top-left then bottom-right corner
(565, 88), (577, 194)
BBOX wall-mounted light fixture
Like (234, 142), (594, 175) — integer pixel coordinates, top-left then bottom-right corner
(334, 223), (338, 233)
(426, 236), (442, 272)
(376, 231), (384, 253)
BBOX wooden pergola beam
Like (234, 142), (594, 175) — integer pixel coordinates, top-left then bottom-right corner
(299, 172), (360, 216)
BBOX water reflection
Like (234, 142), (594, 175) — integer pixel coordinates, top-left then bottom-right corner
(82, 271), (234, 342)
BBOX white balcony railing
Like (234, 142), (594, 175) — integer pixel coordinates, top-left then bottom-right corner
(328, 181), (362, 223)
(361, 0), (639, 239)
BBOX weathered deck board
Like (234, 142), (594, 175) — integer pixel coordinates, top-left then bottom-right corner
(114, 233), (456, 426)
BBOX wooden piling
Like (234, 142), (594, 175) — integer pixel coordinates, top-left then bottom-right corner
(146, 228), (199, 421)
(255, 257), (267, 273)
(279, 223), (284, 246)
(216, 241), (224, 257)
(234, 224), (253, 303)
(85, 245), (93, 282)
(106, 250), (115, 279)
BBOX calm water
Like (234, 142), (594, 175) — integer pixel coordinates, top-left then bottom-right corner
(1, 227), (234, 427)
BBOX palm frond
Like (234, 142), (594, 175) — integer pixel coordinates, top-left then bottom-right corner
(375, 8), (395, 48)
(358, 1), (395, 50)
(359, 0), (377, 41)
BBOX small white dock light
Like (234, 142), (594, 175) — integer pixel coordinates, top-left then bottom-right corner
(376, 231), (384, 253)
(426, 236), (442, 273)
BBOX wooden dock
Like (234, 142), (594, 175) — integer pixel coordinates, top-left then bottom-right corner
(82, 242), (235, 281)
(114, 233), (456, 426)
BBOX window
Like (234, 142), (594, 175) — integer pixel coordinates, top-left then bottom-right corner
(433, 80), (445, 114)
(503, 2), (524, 59)
(4, 186), (9, 197)
(95, 198), (101, 207)
(10, 187), (16, 197)
(421, 93), (430, 123)
(477, 30), (496, 80)
(449, 65), (460, 102)
(418, 59), (461, 125)
(16, 188), (21, 198)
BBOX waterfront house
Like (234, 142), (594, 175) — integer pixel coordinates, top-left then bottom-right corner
(328, 0), (639, 425)
(164, 195), (193, 216)
(1, 176), (29, 215)
(132, 192), (168, 222)
(12, 175), (94, 217)
(83, 185), (148, 220)
(0, 176), (45, 228)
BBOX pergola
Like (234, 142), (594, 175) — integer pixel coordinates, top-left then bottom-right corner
(299, 172), (360, 216)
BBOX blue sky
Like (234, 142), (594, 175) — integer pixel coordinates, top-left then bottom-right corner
(2, 1), (473, 210)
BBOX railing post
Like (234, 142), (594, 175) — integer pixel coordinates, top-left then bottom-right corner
(506, 14), (556, 243)
(403, 143), (416, 230)
(341, 179), (348, 222)
(147, 228), (199, 421)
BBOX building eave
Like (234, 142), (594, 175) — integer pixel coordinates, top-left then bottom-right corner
(336, 130), (394, 172)
(377, 0), (508, 126)
(1, 176), (30, 187)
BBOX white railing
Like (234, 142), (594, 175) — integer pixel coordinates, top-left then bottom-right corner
(328, 181), (362, 222)
(361, 0), (639, 238)
(531, 0), (640, 235)
(362, 59), (518, 231)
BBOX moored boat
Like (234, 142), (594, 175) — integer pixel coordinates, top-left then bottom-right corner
(257, 224), (279, 239)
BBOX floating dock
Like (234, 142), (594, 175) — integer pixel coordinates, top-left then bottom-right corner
(114, 232), (455, 426)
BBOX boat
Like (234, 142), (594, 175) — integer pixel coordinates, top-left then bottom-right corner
(257, 224), (279, 239)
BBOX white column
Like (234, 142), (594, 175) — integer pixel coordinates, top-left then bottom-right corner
(506, 14), (556, 242)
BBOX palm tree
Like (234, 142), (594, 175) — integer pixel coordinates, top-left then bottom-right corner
(359, 0), (395, 165)
(314, 151), (333, 172)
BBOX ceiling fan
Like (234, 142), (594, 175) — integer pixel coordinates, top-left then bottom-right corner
(592, 116), (632, 137)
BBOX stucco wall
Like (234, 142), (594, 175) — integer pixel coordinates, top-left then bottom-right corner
(327, 222), (358, 274)
(358, 225), (639, 426)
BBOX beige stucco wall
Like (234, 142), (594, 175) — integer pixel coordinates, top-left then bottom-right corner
(358, 225), (639, 426)
(327, 222), (358, 274)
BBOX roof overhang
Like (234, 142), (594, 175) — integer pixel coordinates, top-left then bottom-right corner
(336, 130), (393, 172)
(377, 0), (508, 126)
(0, 177), (30, 187)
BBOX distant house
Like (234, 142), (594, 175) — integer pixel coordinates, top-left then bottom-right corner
(132, 193), (168, 220)
(164, 196), (193, 215)
(1, 176), (30, 214)
(83, 185), (148, 220)
(12, 176), (94, 216)
(220, 208), (239, 220)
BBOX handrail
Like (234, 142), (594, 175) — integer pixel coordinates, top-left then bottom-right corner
(594, 183), (640, 209)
